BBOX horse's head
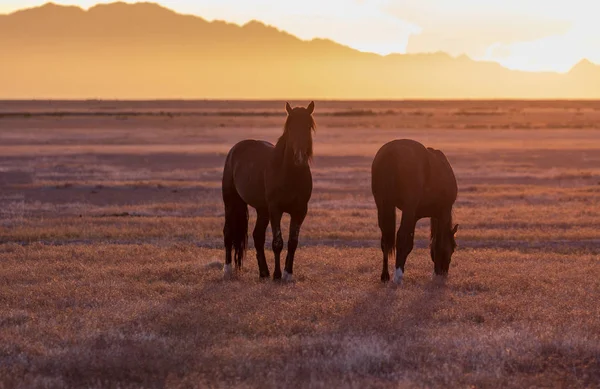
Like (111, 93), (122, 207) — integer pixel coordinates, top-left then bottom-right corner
(431, 222), (459, 276)
(284, 101), (316, 166)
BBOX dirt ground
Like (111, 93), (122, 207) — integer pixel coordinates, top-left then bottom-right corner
(1, 100), (599, 388)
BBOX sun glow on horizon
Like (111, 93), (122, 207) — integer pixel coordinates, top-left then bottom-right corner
(0, 0), (599, 73)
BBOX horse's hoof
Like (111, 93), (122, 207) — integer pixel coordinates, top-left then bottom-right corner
(223, 264), (233, 280)
(381, 272), (390, 282)
(273, 272), (282, 281)
(282, 270), (293, 282)
(393, 268), (404, 285)
(259, 272), (270, 279)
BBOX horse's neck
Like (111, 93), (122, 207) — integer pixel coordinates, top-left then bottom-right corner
(273, 136), (288, 164)
(426, 151), (457, 202)
(271, 136), (308, 179)
(434, 211), (452, 239)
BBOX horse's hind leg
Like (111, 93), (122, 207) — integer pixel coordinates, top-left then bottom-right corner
(270, 208), (284, 280)
(394, 210), (417, 284)
(380, 239), (390, 282)
(253, 208), (270, 278)
(283, 207), (307, 282)
(376, 203), (396, 282)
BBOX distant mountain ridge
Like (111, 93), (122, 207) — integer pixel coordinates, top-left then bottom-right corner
(1, 2), (599, 99)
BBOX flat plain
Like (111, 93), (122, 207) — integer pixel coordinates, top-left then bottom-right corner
(1, 100), (599, 388)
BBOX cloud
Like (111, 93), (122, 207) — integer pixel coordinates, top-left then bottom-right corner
(405, 18), (571, 58)
(385, 0), (572, 58)
(483, 22), (600, 72)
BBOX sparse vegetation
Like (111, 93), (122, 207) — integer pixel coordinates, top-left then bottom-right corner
(0, 101), (599, 388)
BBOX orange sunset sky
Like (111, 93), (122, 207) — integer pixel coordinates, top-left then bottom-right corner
(1, 0), (599, 73)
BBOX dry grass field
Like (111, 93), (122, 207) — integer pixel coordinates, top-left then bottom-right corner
(1, 100), (599, 388)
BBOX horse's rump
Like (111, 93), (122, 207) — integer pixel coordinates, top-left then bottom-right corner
(224, 140), (274, 209)
(371, 140), (430, 207)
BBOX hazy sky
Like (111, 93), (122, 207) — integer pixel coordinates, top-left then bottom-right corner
(2, 0), (599, 72)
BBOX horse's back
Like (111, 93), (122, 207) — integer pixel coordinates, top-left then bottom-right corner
(223, 140), (274, 209)
(371, 139), (430, 209)
(226, 139), (274, 160)
(374, 139), (429, 167)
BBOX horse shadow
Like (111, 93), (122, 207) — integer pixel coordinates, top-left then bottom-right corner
(335, 277), (448, 337)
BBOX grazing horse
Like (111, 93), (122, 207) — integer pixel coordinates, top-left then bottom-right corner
(221, 102), (316, 281)
(371, 139), (459, 284)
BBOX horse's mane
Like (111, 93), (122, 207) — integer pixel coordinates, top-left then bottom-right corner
(427, 145), (457, 249)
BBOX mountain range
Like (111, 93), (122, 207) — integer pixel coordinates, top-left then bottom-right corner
(1, 2), (599, 99)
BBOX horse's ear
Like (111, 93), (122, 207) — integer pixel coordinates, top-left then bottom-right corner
(285, 102), (293, 115)
(452, 224), (459, 235)
(307, 101), (315, 115)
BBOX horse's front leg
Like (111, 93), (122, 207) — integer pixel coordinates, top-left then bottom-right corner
(283, 207), (307, 282)
(270, 208), (284, 280)
(395, 210), (417, 285)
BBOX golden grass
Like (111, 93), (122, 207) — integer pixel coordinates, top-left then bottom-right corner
(0, 101), (599, 388)
(1, 245), (598, 388)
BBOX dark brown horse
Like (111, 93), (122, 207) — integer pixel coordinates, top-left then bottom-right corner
(371, 139), (459, 284)
(221, 102), (316, 281)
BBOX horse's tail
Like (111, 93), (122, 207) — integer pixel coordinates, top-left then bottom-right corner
(223, 188), (248, 270)
(372, 163), (396, 257)
(222, 147), (248, 270)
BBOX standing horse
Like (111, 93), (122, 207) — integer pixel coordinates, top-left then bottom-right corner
(371, 139), (459, 284)
(221, 102), (316, 281)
